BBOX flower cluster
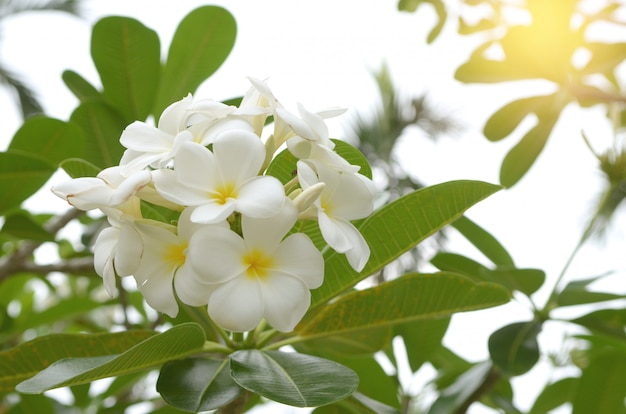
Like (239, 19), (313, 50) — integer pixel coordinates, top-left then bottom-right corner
(52, 78), (375, 333)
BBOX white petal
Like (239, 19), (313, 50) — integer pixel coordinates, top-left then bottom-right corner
(297, 102), (328, 142)
(320, 167), (374, 220)
(113, 221), (143, 276)
(241, 198), (296, 248)
(93, 227), (119, 295)
(208, 276), (264, 332)
(109, 170), (152, 206)
(236, 176), (285, 219)
(174, 142), (218, 191)
(296, 160), (320, 190)
(259, 272), (311, 332)
(120, 121), (174, 152)
(343, 229), (371, 272)
(158, 93), (193, 135)
(152, 169), (208, 206)
(134, 267), (179, 317)
(213, 130), (265, 185)
(273, 233), (324, 289)
(188, 226), (247, 284)
(318, 212), (358, 254)
(190, 200), (237, 224)
(52, 177), (113, 210)
(174, 263), (213, 307)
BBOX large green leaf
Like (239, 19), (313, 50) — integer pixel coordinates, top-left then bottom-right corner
(154, 6), (236, 117)
(91, 16), (161, 122)
(396, 317), (450, 372)
(230, 349), (358, 407)
(0, 330), (155, 393)
(69, 101), (127, 168)
(298, 272), (509, 338)
(451, 216), (514, 266)
(0, 151), (56, 215)
(59, 158), (101, 178)
(16, 323), (206, 393)
(1, 211), (54, 242)
(8, 116), (85, 167)
(296, 326), (393, 357)
(313, 392), (401, 414)
(310, 180), (502, 309)
(488, 321), (542, 377)
(157, 358), (242, 412)
(572, 348), (626, 414)
(529, 377), (577, 414)
(62, 70), (101, 103)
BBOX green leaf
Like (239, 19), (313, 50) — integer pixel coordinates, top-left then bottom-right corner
(154, 6), (236, 117)
(59, 158), (101, 178)
(451, 216), (514, 266)
(0, 330), (155, 393)
(62, 70), (101, 103)
(230, 350), (358, 407)
(298, 272), (509, 338)
(314, 392), (401, 414)
(458, 16), (497, 35)
(428, 361), (493, 414)
(334, 355), (399, 408)
(157, 358), (242, 412)
(333, 139), (372, 179)
(69, 101), (127, 168)
(569, 308), (626, 339)
(1, 212), (54, 241)
(0, 151), (56, 215)
(396, 317), (450, 372)
(572, 348), (626, 414)
(426, 0), (446, 44)
(296, 326), (393, 357)
(8, 116), (85, 167)
(529, 377), (577, 414)
(582, 42), (626, 75)
(310, 180), (502, 309)
(483, 95), (552, 142)
(557, 276), (625, 307)
(488, 321), (542, 377)
(91, 16), (161, 122)
(16, 323), (205, 393)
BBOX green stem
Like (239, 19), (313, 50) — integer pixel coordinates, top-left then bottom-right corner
(261, 334), (305, 350)
(203, 340), (233, 355)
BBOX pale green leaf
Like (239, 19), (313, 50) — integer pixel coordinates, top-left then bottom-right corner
(0, 151), (56, 215)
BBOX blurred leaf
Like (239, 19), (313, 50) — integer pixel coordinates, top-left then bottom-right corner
(334, 355), (399, 408)
(488, 321), (542, 377)
(1, 211), (54, 242)
(430, 346), (473, 389)
(157, 358), (242, 412)
(62, 70), (101, 103)
(296, 326), (393, 357)
(582, 42), (626, 76)
(91, 16), (161, 122)
(529, 377), (577, 414)
(426, 0), (446, 44)
(483, 95), (552, 142)
(154, 6), (236, 117)
(298, 272), (509, 338)
(572, 348), (626, 414)
(313, 392), (401, 414)
(8, 116), (85, 167)
(0, 330), (155, 393)
(458, 16), (497, 35)
(69, 101), (127, 168)
(16, 323), (205, 393)
(569, 308), (626, 339)
(451, 216), (514, 266)
(0, 151), (56, 215)
(428, 361), (493, 414)
(59, 158), (101, 178)
(557, 276), (625, 307)
(396, 317), (450, 372)
(230, 350), (358, 407)
(310, 180), (502, 309)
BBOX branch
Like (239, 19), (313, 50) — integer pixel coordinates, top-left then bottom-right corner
(455, 366), (501, 414)
(0, 208), (85, 282)
(20, 256), (95, 276)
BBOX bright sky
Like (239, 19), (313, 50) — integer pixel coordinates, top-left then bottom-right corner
(1, 1), (626, 413)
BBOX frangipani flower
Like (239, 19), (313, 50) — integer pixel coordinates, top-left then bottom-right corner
(132, 209), (219, 317)
(188, 201), (324, 332)
(153, 130), (285, 224)
(297, 160), (375, 272)
(51, 166), (151, 211)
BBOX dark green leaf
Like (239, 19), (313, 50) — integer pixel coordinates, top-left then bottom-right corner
(530, 377), (577, 414)
(157, 358), (242, 412)
(16, 323), (206, 393)
(314, 392), (401, 414)
(230, 350), (358, 407)
(572, 348), (626, 414)
(1, 212), (54, 241)
(154, 6), (236, 117)
(0, 330), (155, 393)
(92, 16), (161, 122)
(557, 276), (625, 307)
(310, 180), (502, 309)
(488, 321), (542, 377)
(569, 308), (626, 339)
(69, 101), (127, 168)
(0, 151), (56, 215)
(62, 70), (101, 103)
(334, 355), (399, 408)
(396, 317), (450, 372)
(428, 361), (493, 414)
(298, 273), (510, 338)
(8, 116), (85, 167)
(451, 216), (514, 266)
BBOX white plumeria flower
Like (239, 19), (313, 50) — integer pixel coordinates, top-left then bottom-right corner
(297, 160), (375, 272)
(132, 208), (221, 317)
(51, 166), (151, 211)
(278, 103), (357, 173)
(93, 210), (143, 296)
(152, 130), (285, 224)
(188, 200), (324, 332)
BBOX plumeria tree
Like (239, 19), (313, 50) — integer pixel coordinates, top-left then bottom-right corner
(0, 2), (625, 413)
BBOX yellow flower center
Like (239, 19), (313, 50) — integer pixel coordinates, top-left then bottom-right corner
(242, 249), (274, 280)
(164, 241), (187, 271)
(213, 182), (238, 205)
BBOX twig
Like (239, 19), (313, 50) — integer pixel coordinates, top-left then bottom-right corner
(455, 366), (501, 414)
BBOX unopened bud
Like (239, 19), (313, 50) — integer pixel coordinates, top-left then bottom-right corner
(293, 182), (325, 214)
